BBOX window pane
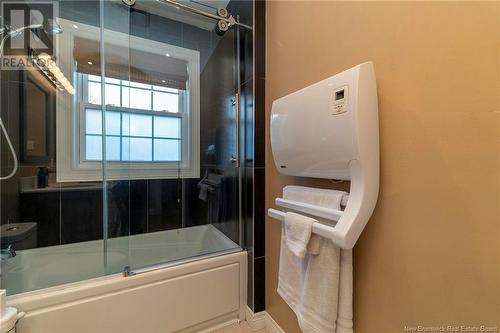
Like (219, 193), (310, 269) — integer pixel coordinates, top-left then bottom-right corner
(153, 86), (178, 93)
(121, 86), (130, 108)
(88, 81), (101, 104)
(154, 139), (180, 161)
(129, 114), (152, 137)
(105, 111), (121, 135)
(121, 137), (129, 161)
(88, 74), (101, 82)
(123, 137), (152, 161)
(153, 92), (179, 112)
(86, 109), (121, 136)
(154, 117), (180, 138)
(86, 135), (102, 160)
(105, 83), (120, 106)
(105, 77), (120, 84)
(86, 109), (102, 135)
(106, 136), (121, 161)
(129, 81), (151, 89)
(122, 113), (130, 136)
(129, 88), (151, 110)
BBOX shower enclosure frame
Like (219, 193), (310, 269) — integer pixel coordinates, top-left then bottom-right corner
(1, 0), (252, 294)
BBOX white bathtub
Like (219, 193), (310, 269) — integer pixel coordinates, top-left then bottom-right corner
(3, 225), (247, 333)
(2, 224), (239, 295)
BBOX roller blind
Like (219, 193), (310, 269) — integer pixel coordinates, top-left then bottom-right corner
(73, 37), (189, 90)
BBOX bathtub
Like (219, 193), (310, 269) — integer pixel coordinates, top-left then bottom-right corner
(3, 225), (246, 332)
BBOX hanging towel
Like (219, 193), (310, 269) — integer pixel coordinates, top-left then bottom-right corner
(284, 212), (317, 258)
(277, 185), (353, 333)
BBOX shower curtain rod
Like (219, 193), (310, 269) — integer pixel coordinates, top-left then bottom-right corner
(154, 0), (253, 30)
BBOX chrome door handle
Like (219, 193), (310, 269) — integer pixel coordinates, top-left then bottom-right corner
(234, 93), (240, 168)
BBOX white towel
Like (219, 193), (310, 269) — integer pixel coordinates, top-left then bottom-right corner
(284, 212), (317, 258)
(277, 186), (353, 333)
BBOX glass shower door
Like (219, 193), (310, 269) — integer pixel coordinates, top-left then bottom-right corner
(0, 0), (248, 296)
(0, 0), (120, 294)
(100, 0), (243, 273)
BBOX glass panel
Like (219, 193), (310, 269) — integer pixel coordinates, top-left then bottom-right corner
(128, 81), (151, 89)
(0, 1), (124, 295)
(153, 85), (178, 93)
(102, 0), (131, 278)
(154, 117), (180, 138)
(117, 8), (243, 273)
(128, 87), (152, 110)
(129, 114), (152, 137)
(121, 137), (130, 161)
(86, 109), (102, 135)
(0, 0), (250, 297)
(154, 139), (180, 161)
(130, 137), (152, 161)
(106, 111), (121, 135)
(88, 74), (102, 82)
(88, 81), (102, 104)
(153, 92), (179, 112)
(104, 83), (121, 106)
(121, 86), (130, 108)
(106, 136), (121, 161)
(86, 135), (102, 160)
(122, 113), (130, 136)
(105, 77), (121, 85)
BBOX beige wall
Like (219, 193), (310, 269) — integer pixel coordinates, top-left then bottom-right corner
(265, 2), (500, 333)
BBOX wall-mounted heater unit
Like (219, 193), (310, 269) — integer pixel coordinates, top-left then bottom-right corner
(268, 62), (379, 249)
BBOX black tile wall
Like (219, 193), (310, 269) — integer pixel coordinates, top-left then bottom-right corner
(254, 255), (266, 311)
(252, 0), (266, 313)
(61, 190), (103, 244)
(19, 191), (62, 246)
(254, 77), (265, 168)
(254, 1), (266, 80)
(247, 249), (255, 310)
(253, 168), (265, 258)
(148, 179), (180, 232)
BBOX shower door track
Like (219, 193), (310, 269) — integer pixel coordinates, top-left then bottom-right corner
(123, 247), (244, 277)
(132, 0), (253, 30)
(156, 0), (252, 30)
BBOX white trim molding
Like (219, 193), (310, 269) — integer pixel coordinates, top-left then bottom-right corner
(55, 18), (200, 182)
(245, 307), (287, 333)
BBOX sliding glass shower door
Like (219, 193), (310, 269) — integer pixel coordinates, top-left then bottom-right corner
(98, 0), (244, 271)
(0, 0), (249, 295)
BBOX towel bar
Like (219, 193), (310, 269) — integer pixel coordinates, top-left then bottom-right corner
(275, 198), (344, 222)
(268, 208), (341, 242)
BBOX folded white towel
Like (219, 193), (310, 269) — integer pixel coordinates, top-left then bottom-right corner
(284, 212), (317, 258)
(277, 186), (353, 333)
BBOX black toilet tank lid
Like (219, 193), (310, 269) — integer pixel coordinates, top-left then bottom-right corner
(0, 222), (37, 242)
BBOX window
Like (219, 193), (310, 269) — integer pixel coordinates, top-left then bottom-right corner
(56, 19), (200, 181)
(82, 75), (182, 162)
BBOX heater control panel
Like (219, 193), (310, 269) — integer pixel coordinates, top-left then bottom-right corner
(332, 86), (348, 115)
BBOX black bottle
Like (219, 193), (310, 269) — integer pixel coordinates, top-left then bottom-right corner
(37, 167), (49, 188)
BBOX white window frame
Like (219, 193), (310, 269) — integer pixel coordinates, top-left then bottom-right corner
(56, 19), (200, 181)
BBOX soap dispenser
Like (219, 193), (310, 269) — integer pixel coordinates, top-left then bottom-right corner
(37, 167), (49, 188)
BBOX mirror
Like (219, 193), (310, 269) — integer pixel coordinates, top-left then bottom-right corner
(20, 70), (56, 164)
